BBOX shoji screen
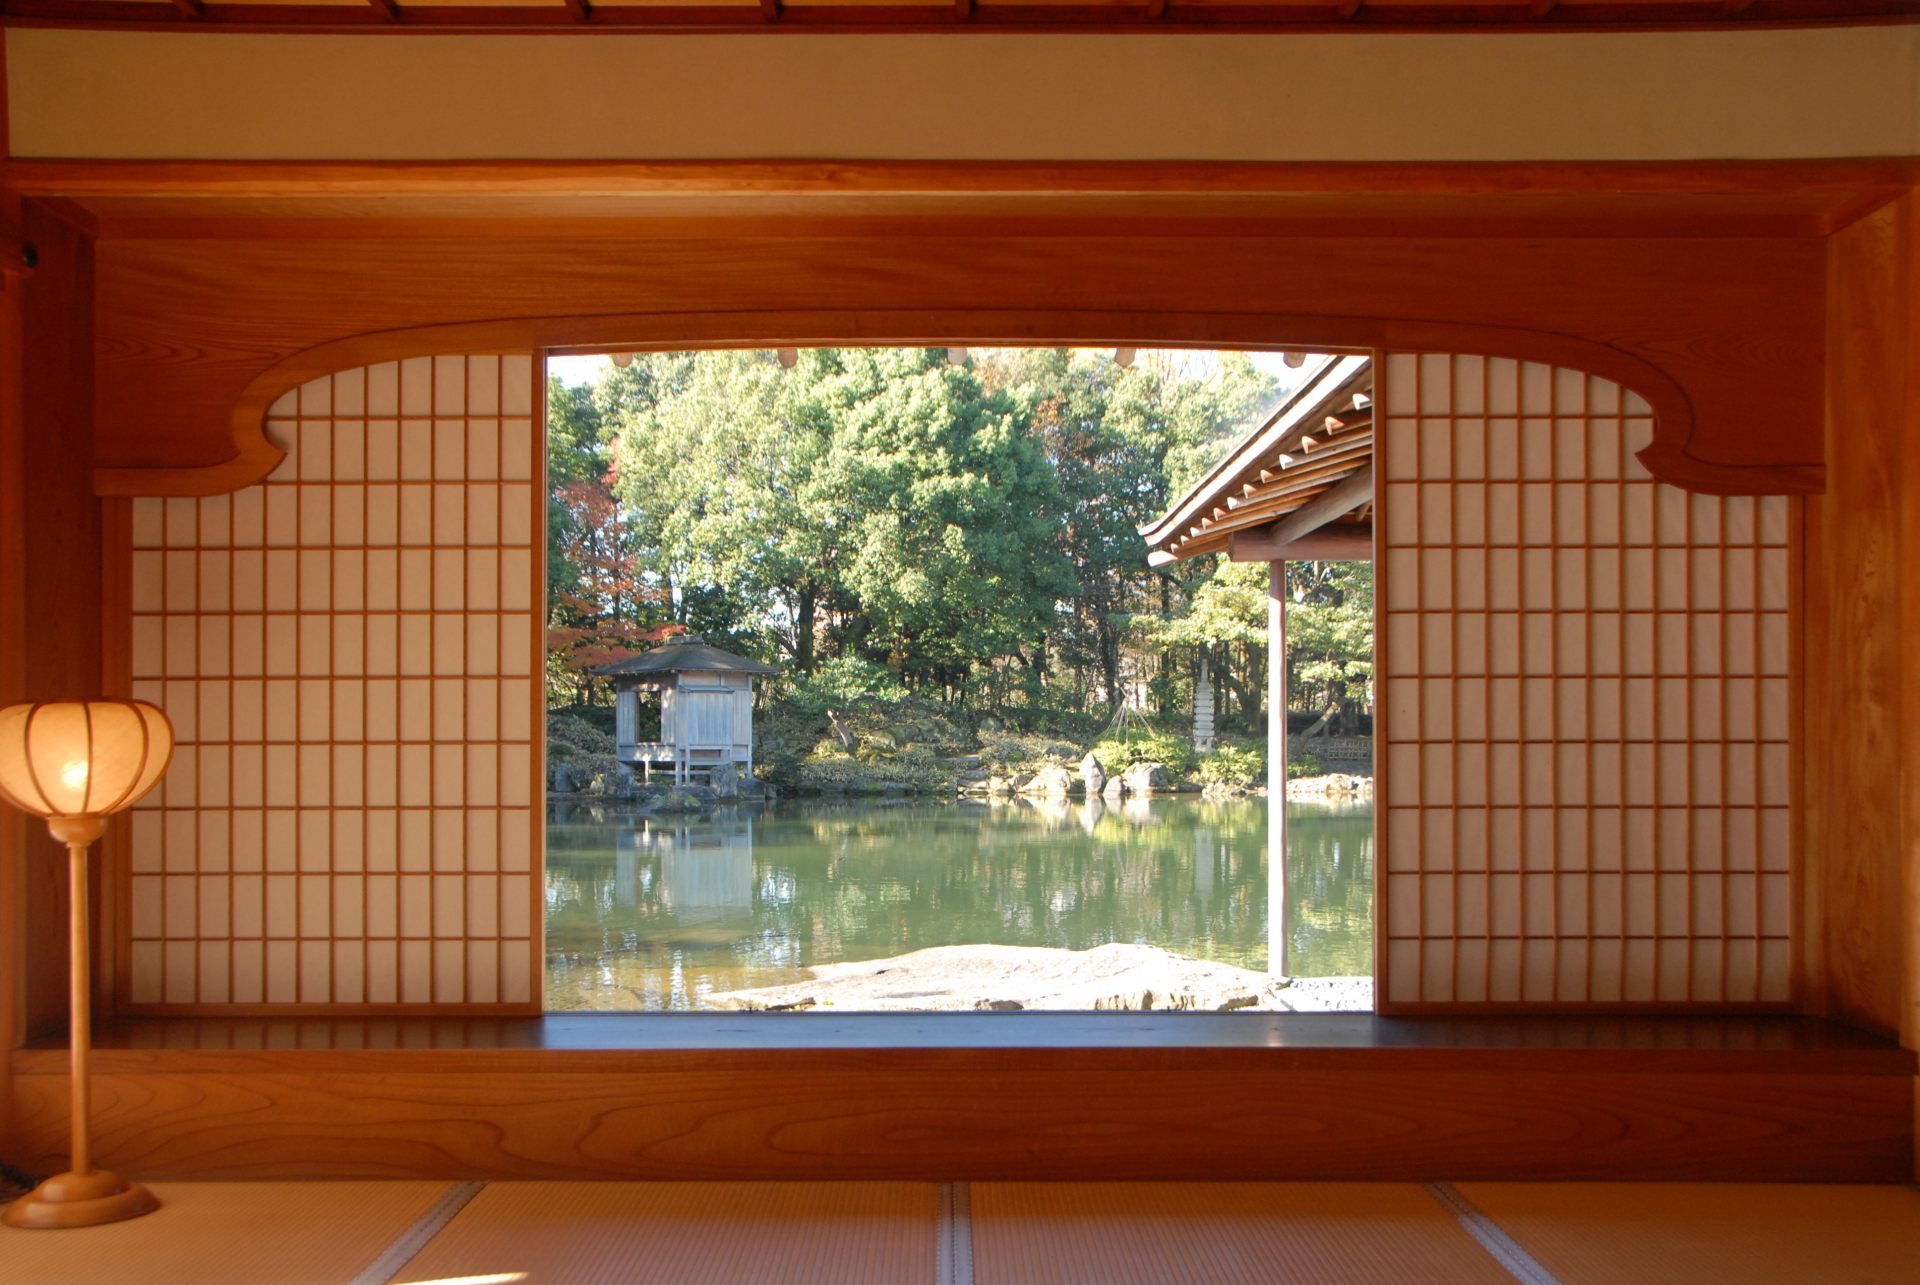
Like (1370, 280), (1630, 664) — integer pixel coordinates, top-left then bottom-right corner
(1377, 355), (1792, 1007)
(122, 355), (542, 1011)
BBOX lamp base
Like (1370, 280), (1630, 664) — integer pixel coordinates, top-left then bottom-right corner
(2, 1169), (160, 1229)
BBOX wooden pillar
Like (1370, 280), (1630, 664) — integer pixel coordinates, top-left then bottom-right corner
(1268, 560), (1288, 979)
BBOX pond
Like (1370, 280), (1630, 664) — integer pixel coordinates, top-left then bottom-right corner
(544, 794), (1373, 1011)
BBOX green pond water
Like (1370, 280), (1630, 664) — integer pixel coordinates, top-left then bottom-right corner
(544, 794), (1373, 1011)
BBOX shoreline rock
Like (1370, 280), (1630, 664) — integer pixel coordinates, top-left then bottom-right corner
(701, 942), (1373, 1013)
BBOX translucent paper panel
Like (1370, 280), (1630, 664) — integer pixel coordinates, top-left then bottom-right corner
(1378, 353), (1792, 1007)
(127, 355), (540, 1010)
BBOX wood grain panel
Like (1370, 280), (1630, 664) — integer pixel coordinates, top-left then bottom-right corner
(2, 3), (1918, 37)
(15, 158), (1859, 496)
(1800, 200), (1911, 1038)
(7, 1051), (1911, 1182)
(1894, 194), (1920, 1070)
(8, 201), (104, 1050)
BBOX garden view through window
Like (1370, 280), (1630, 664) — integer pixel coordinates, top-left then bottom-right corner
(542, 347), (1375, 1012)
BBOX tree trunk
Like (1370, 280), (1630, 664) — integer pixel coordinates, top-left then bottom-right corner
(796, 587), (817, 674)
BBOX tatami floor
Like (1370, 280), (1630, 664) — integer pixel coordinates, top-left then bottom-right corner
(3, 1179), (1918, 1284)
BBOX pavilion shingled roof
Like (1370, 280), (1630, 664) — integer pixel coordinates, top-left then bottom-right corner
(1139, 353), (1374, 566)
(592, 634), (782, 678)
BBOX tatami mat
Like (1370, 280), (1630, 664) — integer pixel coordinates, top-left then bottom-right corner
(389, 1181), (938, 1285)
(1456, 1182), (1920, 1285)
(970, 1182), (1513, 1285)
(0, 1180), (452, 1285)
(10, 1178), (1920, 1284)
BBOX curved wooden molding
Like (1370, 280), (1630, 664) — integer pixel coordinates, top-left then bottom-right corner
(96, 308), (1808, 498)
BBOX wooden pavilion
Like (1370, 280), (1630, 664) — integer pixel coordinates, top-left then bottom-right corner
(594, 635), (779, 786)
(1, 16), (1918, 1208)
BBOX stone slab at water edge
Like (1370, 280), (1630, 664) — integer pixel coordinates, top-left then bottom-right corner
(700, 943), (1372, 1012)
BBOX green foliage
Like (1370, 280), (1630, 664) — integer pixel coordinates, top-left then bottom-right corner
(1089, 728), (1196, 776)
(796, 754), (955, 795)
(546, 713), (616, 767)
(977, 731), (1082, 774)
(542, 346), (1380, 795)
(1284, 560), (1374, 710)
(1289, 752), (1323, 778)
(780, 656), (911, 719)
(1194, 742), (1266, 788)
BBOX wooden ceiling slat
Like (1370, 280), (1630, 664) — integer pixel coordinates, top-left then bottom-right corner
(1, 0), (1913, 32)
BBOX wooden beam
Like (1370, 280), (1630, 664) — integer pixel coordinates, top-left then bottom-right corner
(1144, 0), (1168, 18)
(10, 1016), (1914, 1182)
(366, 0), (398, 17)
(760, 0), (781, 19)
(1231, 524), (1372, 563)
(1257, 465), (1374, 549)
(954, 0), (973, 19)
(0, 232), (33, 279)
(170, 0), (205, 15)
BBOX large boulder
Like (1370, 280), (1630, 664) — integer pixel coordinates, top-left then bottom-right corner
(701, 943), (1286, 1013)
(708, 761), (740, 798)
(1102, 774), (1126, 801)
(1121, 761), (1173, 794)
(1079, 751), (1106, 796)
(1022, 764), (1075, 797)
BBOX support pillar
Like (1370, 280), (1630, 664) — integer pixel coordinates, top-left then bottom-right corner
(1268, 560), (1288, 980)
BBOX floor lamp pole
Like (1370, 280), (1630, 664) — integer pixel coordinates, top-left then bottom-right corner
(66, 832), (93, 1180)
(2, 815), (158, 1229)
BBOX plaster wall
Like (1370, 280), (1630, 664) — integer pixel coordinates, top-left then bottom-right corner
(6, 27), (1919, 161)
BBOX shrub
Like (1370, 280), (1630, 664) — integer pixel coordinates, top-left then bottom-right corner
(1194, 743), (1266, 788)
(977, 730), (1081, 774)
(1088, 728), (1196, 777)
(547, 713), (616, 768)
(796, 754), (955, 795)
(1288, 751), (1323, 778)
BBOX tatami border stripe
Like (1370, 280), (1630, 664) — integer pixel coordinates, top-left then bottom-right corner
(938, 1182), (975, 1285)
(354, 1179), (487, 1285)
(1424, 1182), (1562, 1285)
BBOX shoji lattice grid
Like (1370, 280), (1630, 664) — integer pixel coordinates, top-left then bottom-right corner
(124, 355), (541, 1009)
(1377, 355), (1792, 1007)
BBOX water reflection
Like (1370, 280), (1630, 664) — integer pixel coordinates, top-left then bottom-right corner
(544, 796), (1373, 1011)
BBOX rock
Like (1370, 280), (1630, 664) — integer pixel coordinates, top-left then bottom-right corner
(1005, 771), (1035, 793)
(701, 943), (1292, 1013)
(1102, 775), (1126, 801)
(1287, 773), (1375, 801)
(1022, 764), (1075, 797)
(1201, 781), (1249, 801)
(1121, 761), (1173, 794)
(708, 761), (740, 798)
(550, 763), (577, 794)
(1079, 752), (1106, 796)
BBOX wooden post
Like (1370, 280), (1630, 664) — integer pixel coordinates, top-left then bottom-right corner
(1268, 560), (1288, 980)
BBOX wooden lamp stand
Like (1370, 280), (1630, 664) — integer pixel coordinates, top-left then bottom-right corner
(0, 700), (174, 1230)
(3, 816), (160, 1229)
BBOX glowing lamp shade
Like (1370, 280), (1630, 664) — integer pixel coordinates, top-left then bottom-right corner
(0, 700), (173, 820)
